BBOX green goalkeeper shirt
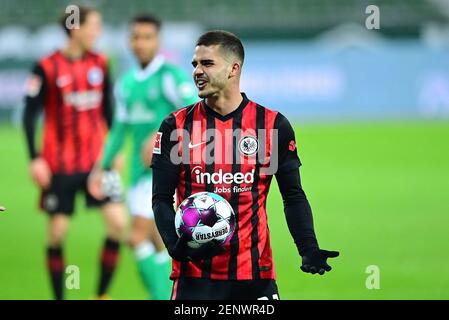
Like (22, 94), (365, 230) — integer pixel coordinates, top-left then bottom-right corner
(100, 55), (198, 185)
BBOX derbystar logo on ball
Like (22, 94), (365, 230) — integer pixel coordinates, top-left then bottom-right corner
(194, 224), (229, 241)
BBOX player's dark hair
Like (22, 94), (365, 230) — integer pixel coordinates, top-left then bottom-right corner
(131, 13), (161, 30)
(59, 5), (98, 37)
(196, 30), (244, 65)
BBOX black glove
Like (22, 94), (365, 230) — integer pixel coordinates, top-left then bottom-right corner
(300, 249), (339, 275)
(169, 235), (224, 262)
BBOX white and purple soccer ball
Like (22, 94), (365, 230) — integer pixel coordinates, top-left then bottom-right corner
(175, 192), (236, 249)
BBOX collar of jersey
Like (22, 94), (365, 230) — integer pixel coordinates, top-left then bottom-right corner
(58, 49), (89, 62)
(202, 93), (249, 122)
(134, 55), (165, 81)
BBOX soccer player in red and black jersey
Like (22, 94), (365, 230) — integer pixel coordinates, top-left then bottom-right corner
(22, 6), (126, 300)
(151, 31), (339, 300)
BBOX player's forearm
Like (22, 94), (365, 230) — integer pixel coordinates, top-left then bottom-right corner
(22, 98), (42, 160)
(102, 103), (113, 129)
(153, 198), (179, 251)
(102, 72), (113, 128)
(100, 122), (126, 169)
(284, 196), (320, 255)
(276, 169), (319, 255)
(23, 64), (47, 160)
(152, 167), (180, 252)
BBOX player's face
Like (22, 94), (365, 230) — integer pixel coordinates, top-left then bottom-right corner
(130, 23), (160, 65)
(192, 45), (233, 98)
(73, 11), (102, 51)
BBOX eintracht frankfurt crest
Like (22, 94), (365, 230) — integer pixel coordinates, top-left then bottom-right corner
(239, 136), (258, 156)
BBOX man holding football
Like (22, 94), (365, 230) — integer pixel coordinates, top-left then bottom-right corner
(151, 30), (339, 299)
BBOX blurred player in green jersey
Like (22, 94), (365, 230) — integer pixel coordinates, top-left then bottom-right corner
(89, 14), (197, 299)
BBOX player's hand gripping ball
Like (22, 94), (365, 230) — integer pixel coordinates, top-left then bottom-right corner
(175, 192), (235, 249)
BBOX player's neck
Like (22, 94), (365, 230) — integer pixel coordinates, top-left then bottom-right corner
(205, 90), (243, 117)
(139, 55), (156, 69)
(140, 61), (151, 69)
(62, 40), (87, 60)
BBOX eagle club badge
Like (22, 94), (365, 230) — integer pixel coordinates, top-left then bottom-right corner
(87, 67), (104, 86)
(153, 132), (162, 154)
(239, 136), (258, 156)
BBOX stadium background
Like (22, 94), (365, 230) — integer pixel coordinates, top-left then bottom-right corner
(0, 0), (448, 299)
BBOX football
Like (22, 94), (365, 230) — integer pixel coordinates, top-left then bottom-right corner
(175, 192), (236, 249)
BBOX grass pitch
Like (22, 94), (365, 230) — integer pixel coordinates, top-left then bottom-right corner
(0, 120), (448, 299)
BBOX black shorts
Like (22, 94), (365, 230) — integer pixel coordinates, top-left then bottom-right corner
(40, 173), (109, 215)
(171, 278), (280, 300)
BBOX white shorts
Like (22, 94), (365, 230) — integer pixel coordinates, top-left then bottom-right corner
(127, 177), (154, 219)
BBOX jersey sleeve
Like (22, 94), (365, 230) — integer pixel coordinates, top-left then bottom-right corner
(274, 113), (302, 175)
(23, 63), (47, 160)
(100, 81), (128, 169)
(25, 63), (46, 101)
(162, 67), (198, 109)
(150, 113), (181, 173)
(102, 66), (113, 128)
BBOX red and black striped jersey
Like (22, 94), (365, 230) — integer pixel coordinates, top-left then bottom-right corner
(152, 93), (301, 280)
(23, 50), (112, 174)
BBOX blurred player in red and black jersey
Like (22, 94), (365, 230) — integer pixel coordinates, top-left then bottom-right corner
(152, 31), (339, 299)
(23, 6), (126, 300)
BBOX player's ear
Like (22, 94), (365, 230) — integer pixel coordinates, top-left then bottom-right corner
(229, 62), (241, 78)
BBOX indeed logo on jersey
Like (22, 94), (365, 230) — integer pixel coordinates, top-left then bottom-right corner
(192, 166), (255, 185)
